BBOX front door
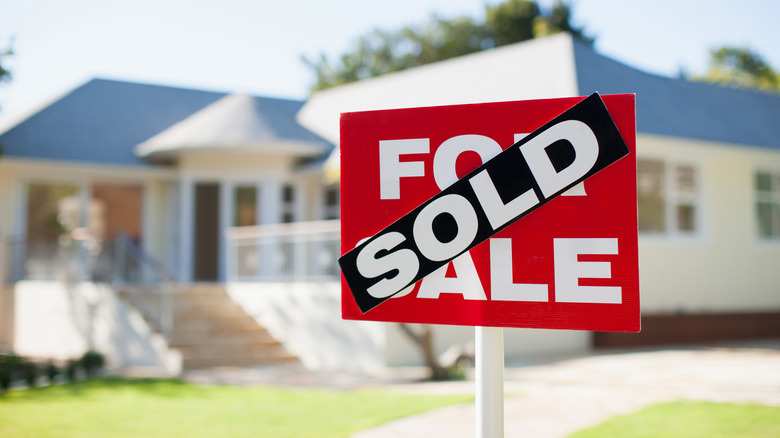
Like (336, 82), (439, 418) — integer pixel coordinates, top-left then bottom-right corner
(193, 183), (220, 281)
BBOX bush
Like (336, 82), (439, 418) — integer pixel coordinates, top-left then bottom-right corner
(21, 361), (38, 388)
(0, 352), (22, 394)
(45, 361), (60, 384)
(0, 351), (106, 393)
(79, 351), (105, 377)
(65, 360), (79, 382)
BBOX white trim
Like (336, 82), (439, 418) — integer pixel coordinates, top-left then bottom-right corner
(218, 182), (231, 282)
(319, 183), (340, 221)
(636, 153), (707, 243)
(752, 167), (780, 246)
(260, 179), (282, 226)
(0, 157), (176, 181)
(164, 181), (179, 278)
(12, 178), (27, 238)
(179, 178), (193, 282)
(79, 181), (91, 229)
(141, 181), (155, 264)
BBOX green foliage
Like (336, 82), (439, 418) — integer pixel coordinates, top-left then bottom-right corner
(0, 37), (12, 115)
(0, 352), (23, 393)
(568, 401), (780, 438)
(65, 360), (79, 382)
(485, 0), (540, 46)
(20, 362), (38, 388)
(45, 361), (60, 383)
(0, 45), (10, 84)
(0, 377), (472, 437)
(79, 350), (105, 377)
(696, 46), (780, 93)
(304, 0), (590, 92)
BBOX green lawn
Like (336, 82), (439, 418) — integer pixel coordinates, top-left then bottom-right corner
(0, 377), (472, 438)
(568, 401), (780, 438)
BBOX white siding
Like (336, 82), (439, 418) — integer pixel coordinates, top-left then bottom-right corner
(638, 134), (780, 313)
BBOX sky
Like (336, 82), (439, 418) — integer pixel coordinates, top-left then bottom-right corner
(0, 0), (778, 126)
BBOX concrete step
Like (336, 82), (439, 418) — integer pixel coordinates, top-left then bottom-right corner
(181, 351), (297, 369)
(118, 282), (296, 370)
(173, 314), (262, 332)
(170, 283), (230, 296)
(165, 283), (296, 369)
(169, 332), (278, 347)
(176, 341), (286, 357)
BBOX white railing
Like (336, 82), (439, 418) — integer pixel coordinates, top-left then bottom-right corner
(5, 233), (174, 336)
(226, 220), (341, 282)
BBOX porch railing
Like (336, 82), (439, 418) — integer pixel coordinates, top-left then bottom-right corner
(5, 232), (174, 336)
(226, 219), (341, 282)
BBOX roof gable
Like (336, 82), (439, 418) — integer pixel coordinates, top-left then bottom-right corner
(136, 93), (332, 159)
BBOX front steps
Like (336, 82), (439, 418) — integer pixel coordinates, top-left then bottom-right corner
(160, 284), (296, 369)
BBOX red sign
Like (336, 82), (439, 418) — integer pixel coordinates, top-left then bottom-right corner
(340, 94), (639, 332)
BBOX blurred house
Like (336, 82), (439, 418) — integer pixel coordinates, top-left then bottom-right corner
(300, 33), (780, 348)
(0, 79), (338, 372)
(0, 33), (778, 374)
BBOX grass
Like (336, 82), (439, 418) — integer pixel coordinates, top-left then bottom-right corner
(568, 401), (780, 438)
(0, 377), (472, 438)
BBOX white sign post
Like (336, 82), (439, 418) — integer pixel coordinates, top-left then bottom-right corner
(476, 326), (504, 437)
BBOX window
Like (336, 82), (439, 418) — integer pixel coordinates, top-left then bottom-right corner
(755, 171), (780, 239)
(637, 159), (699, 236)
(26, 183), (82, 244)
(281, 184), (296, 223)
(322, 185), (339, 220)
(23, 182), (82, 279)
(233, 186), (257, 227)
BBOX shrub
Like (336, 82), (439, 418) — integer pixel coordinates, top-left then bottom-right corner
(0, 352), (22, 394)
(45, 361), (60, 384)
(79, 351), (105, 377)
(21, 361), (38, 388)
(65, 359), (79, 382)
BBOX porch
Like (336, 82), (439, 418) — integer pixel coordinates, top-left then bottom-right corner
(1, 219), (591, 373)
(1, 220), (344, 372)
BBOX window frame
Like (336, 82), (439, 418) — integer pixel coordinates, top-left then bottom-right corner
(754, 168), (780, 243)
(636, 155), (705, 241)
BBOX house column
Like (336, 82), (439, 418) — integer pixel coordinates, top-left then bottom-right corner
(9, 178), (27, 282)
(260, 180), (282, 278)
(178, 177), (194, 282)
(164, 181), (180, 279)
(218, 181), (231, 282)
(289, 181), (306, 278)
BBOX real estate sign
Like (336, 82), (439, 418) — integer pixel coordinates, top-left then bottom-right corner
(339, 94), (640, 332)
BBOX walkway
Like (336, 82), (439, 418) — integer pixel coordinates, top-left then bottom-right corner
(181, 340), (780, 438)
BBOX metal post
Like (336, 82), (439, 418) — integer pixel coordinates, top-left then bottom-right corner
(476, 326), (504, 438)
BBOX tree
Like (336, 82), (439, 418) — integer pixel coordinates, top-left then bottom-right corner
(304, 0), (590, 92)
(485, 0), (540, 46)
(0, 38), (12, 89)
(397, 324), (450, 381)
(0, 39), (12, 158)
(695, 46), (780, 93)
(533, 0), (593, 43)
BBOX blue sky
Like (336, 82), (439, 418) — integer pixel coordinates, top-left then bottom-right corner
(0, 0), (778, 124)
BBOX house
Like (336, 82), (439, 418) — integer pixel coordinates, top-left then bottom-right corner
(0, 79), (341, 372)
(1, 33), (778, 374)
(298, 32), (780, 347)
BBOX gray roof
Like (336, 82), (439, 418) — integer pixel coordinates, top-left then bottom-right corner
(573, 39), (780, 150)
(0, 78), (332, 167)
(0, 79), (225, 166)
